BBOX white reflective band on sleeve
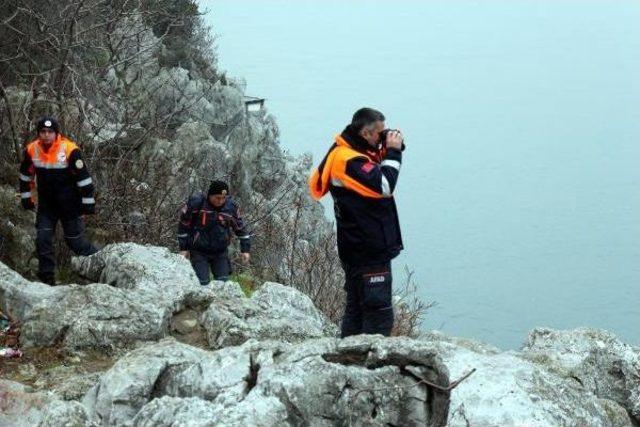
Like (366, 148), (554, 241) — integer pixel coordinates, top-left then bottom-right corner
(20, 174), (32, 182)
(239, 236), (250, 239)
(21, 192), (32, 198)
(381, 159), (401, 171)
(381, 176), (391, 196)
(177, 233), (189, 238)
(82, 197), (95, 204)
(76, 177), (93, 187)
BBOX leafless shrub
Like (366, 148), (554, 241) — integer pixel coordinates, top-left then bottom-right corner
(0, 1), (434, 337)
(392, 266), (437, 337)
(240, 183), (434, 332)
(0, 0), (221, 253)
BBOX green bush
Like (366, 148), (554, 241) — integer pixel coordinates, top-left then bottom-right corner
(229, 272), (260, 297)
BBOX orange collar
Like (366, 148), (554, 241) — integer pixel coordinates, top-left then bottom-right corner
(335, 134), (379, 162)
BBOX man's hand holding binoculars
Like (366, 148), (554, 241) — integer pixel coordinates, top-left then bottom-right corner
(383, 129), (404, 151)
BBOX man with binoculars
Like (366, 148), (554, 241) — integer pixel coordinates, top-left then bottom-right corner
(309, 107), (405, 337)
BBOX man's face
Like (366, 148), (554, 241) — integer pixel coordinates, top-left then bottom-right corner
(359, 120), (385, 148)
(38, 129), (57, 144)
(208, 194), (226, 208)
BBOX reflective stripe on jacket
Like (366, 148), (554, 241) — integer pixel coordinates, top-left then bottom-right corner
(19, 134), (95, 218)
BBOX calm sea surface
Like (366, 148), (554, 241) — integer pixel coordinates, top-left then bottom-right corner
(201, 0), (640, 349)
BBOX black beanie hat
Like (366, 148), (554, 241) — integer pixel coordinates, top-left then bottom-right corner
(36, 116), (60, 134)
(208, 180), (229, 196)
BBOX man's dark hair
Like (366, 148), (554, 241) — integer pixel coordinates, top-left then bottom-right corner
(208, 180), (229, 196)
(351, 108), (385, 132)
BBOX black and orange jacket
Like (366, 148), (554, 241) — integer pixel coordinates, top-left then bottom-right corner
(178, 193), (251, 254)
(309, 125), (403, 266)
(19, 134), (95, 218)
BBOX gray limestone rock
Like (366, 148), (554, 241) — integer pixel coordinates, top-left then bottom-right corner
(521, 327), (640, 422)
(252, 282), (337, 336)
(0, 380), (91, 427)
(20, 282), (166, 349)
(33, 366), (105, 402)
(210, 279), (246, 300)
(2, 243), (337, 350)
(0, 261), (60, 320)
(71, 243), (201, 313)
(0, 185), (37, 276)
(130, 395), (288, 427)
(83, 336), (450, 426)
(136, 121), (233, 202)
(1, 243), (202, 349)
(39, 400), (93, 427)
(5, 240), (637, 427)
(422, 330), (633, 426)
(201, 281), (338, 349)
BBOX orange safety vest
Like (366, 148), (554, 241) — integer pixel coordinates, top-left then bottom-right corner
(309, 134), (385, 200)
(26, 134), (78, 170)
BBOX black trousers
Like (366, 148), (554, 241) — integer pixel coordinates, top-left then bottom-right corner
(341, 260), (394, 337)
(36, 210), (98, 282)
(190, 249), (231, 285)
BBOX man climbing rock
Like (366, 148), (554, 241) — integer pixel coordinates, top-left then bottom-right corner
(19, 116), (99, 285)
(178, 180), (251, 285)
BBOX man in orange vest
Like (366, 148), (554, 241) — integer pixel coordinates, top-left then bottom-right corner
(19, 117), (98, 285)
(309, 107), (405, 337)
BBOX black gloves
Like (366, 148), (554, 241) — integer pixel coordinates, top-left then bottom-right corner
(81, 203), (96, 215)
(21, 198), (35, 210)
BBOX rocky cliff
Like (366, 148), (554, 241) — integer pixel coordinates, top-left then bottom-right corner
(1, 244), (638, 426)
(0, 1), (340, 324)
(1, 3), (638, 425)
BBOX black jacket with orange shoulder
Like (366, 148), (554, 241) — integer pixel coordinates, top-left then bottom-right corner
(177, 192), (251, 254)
(19, 134), (95, 218)
(309, 126), (403, 266)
